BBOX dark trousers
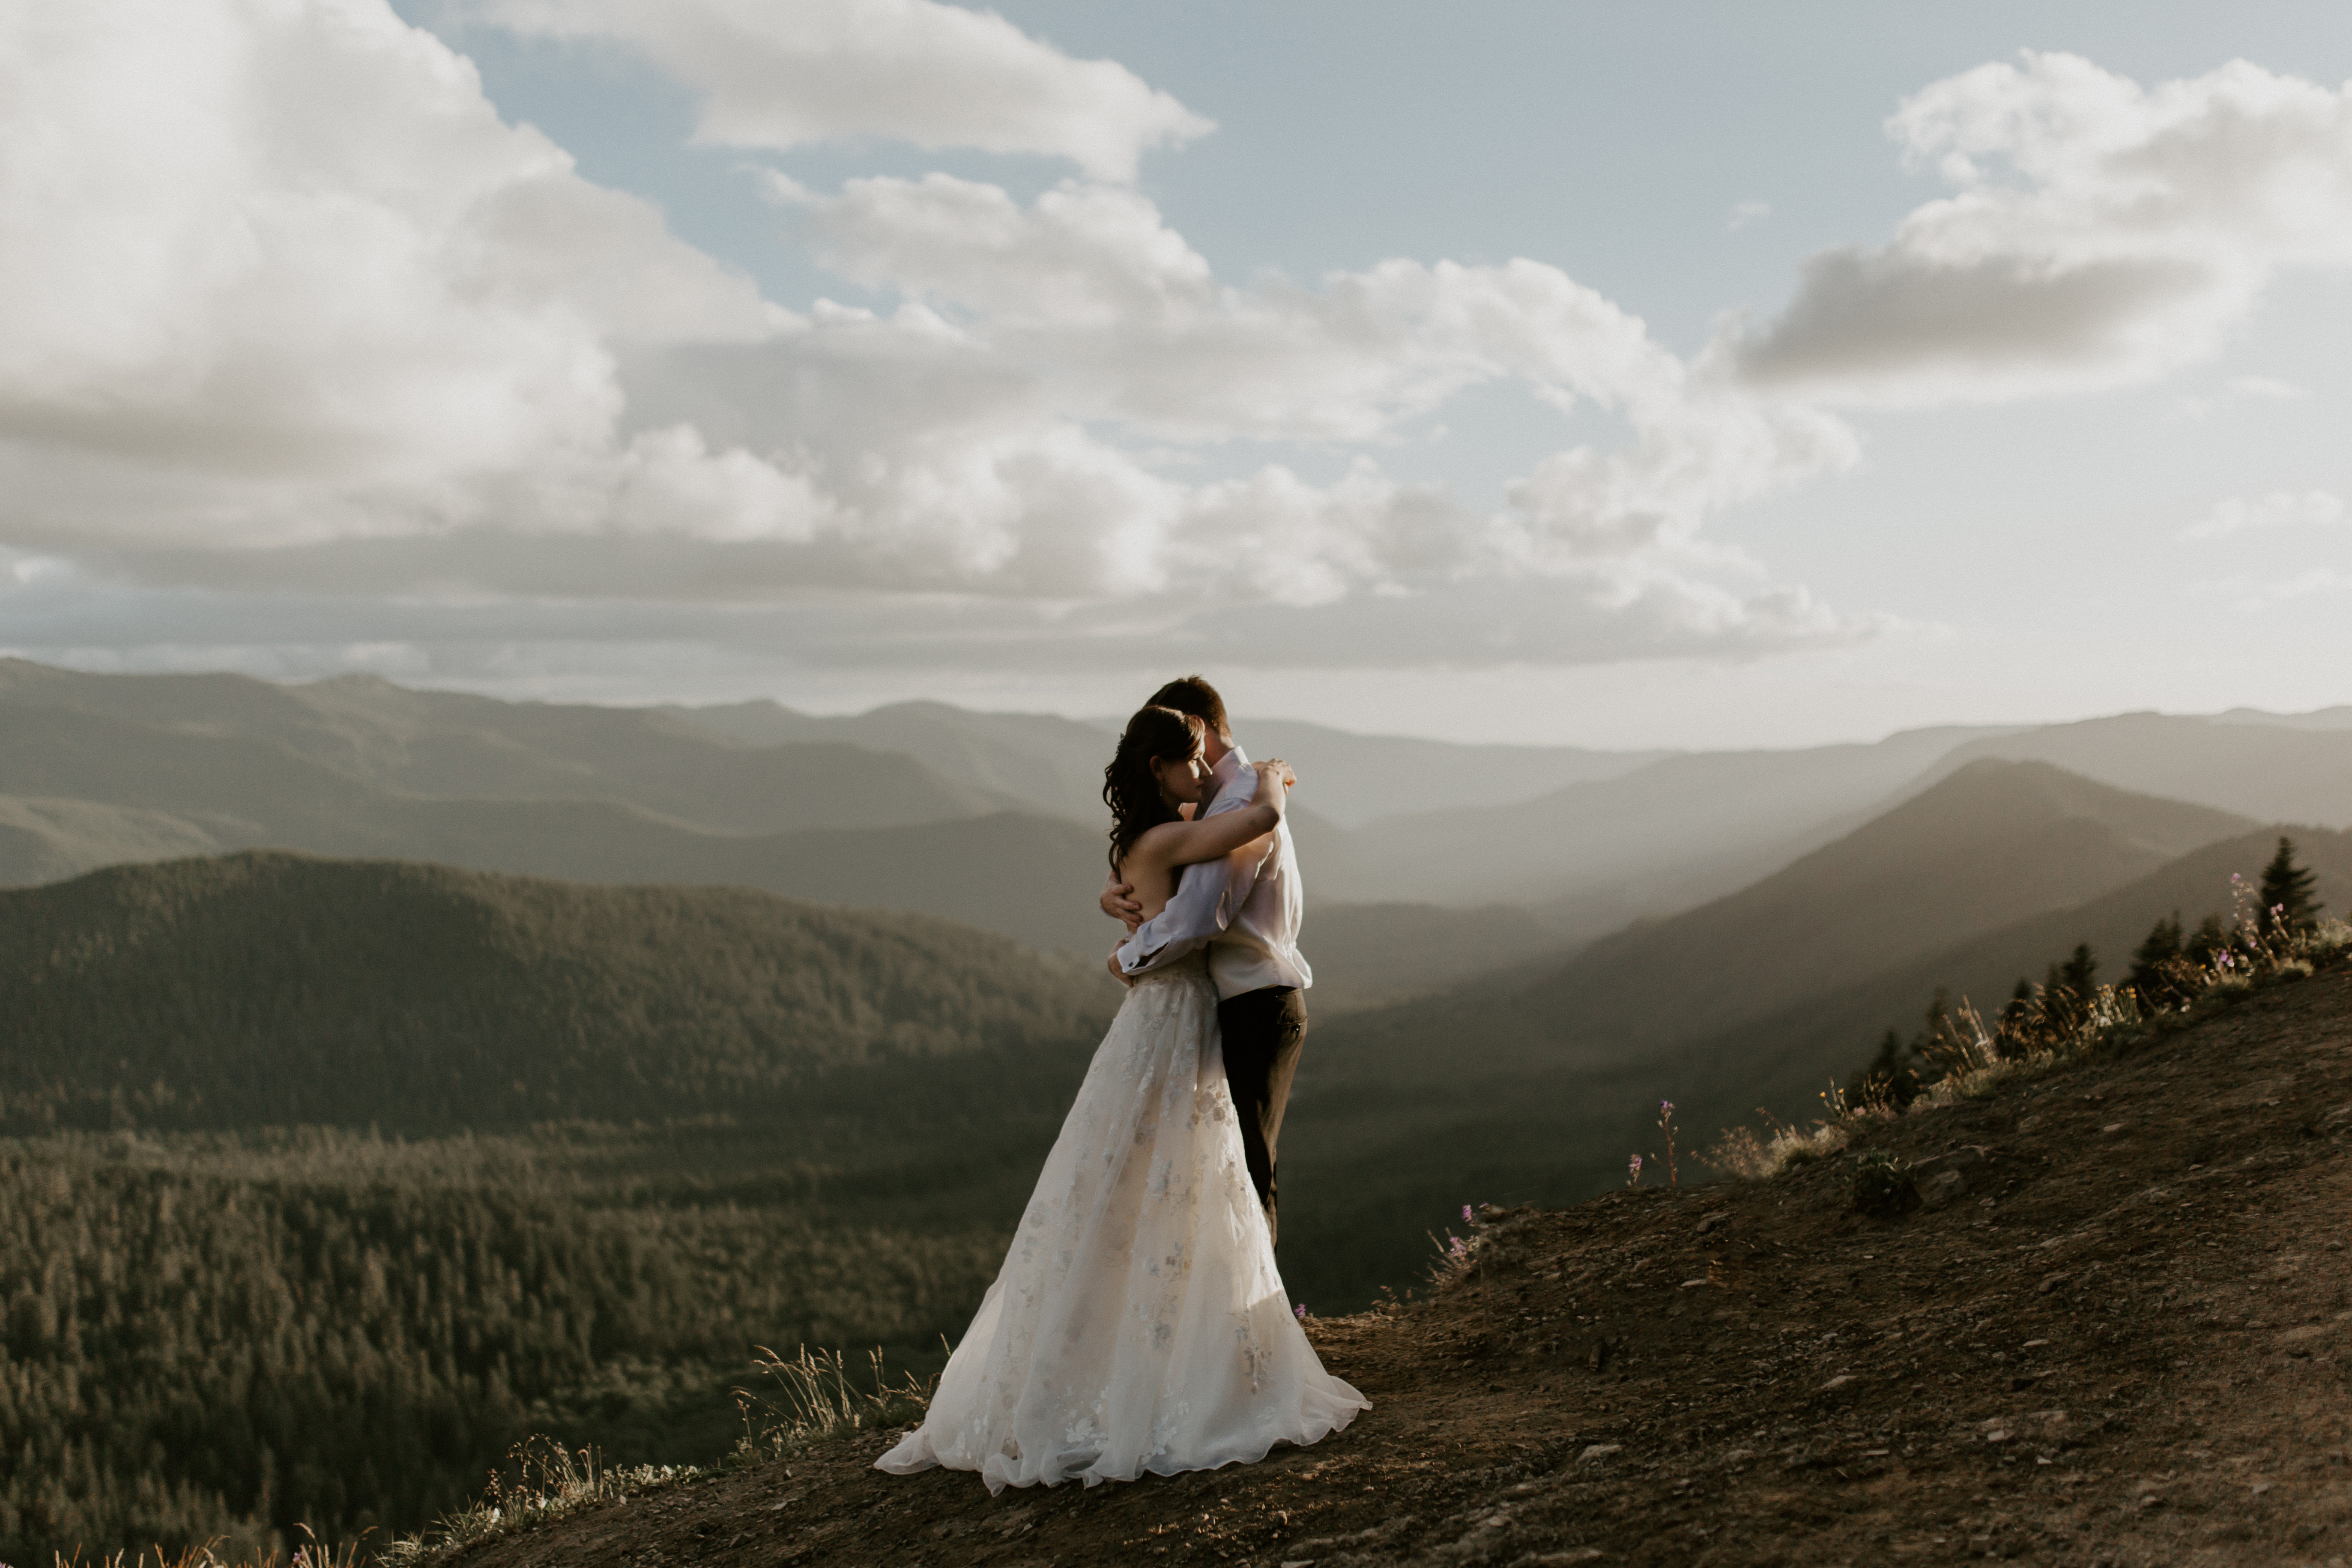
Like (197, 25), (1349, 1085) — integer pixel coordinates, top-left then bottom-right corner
(1216, 986), (1307, 1246)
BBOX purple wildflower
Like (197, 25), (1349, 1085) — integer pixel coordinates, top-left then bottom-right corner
(1295, 1304), (1307, 1321)
(1462, 1204), (1475, 1225)
(1449, 1235), (1468, 1257)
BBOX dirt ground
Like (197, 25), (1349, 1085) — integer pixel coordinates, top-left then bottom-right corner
(454, 962), (2352, 1567)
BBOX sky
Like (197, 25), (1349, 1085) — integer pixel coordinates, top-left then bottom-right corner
(4, 1), (2352, 748)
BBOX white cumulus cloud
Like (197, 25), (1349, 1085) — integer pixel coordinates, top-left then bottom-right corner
(0, 0), (792, 555)
(2179, 490), (2345, 541)
(470, 0), (1212, 182)
(0, 0), (1879, 672)
(1742, 53), (2352, 403)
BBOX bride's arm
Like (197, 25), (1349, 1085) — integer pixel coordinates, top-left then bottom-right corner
(1139, 759), (1292, 870)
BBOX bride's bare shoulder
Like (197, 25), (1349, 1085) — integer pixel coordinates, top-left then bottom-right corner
(1124, 819), (1192, 866)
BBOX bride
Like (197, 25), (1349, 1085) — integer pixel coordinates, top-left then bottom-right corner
(876, 705), (1368, 1492)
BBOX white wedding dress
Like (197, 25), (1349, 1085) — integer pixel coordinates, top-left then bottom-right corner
(875, 951), (1367, 1492)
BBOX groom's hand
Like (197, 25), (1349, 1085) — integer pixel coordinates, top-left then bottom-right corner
(1100, 875), (1143, 932)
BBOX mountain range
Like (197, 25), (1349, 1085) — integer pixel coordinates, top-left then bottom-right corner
(8, 658), (2351, 1311)
(14, 660), (2352, 969)
(1272, 757), (2345, 1304)
(11, 655), (2352, 1567)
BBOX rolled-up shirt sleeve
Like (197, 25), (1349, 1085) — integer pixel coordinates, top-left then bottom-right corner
(1117, 781), (1256, 977)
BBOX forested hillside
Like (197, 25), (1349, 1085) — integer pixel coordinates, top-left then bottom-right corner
(0, 852), (1115, 1133)
(0, 854), (1122, 1564)
(0, 1126), (1018, 1564)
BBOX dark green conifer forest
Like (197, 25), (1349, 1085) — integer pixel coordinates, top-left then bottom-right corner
(0, 854), (1115, 1563)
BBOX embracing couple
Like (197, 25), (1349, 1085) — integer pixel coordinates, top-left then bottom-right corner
(876, 676), (1366, 1492)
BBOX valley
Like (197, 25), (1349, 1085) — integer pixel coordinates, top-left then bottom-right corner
(5, 660), (2351, 1562)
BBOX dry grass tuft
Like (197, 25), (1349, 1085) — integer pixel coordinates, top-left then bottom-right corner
(50, 1524), (369, 1568)
(728, 1345), (934, 1466)
(378, 1438), (706, 1568)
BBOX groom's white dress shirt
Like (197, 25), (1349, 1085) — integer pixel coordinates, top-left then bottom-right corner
(1117, 744), (1312, 1001)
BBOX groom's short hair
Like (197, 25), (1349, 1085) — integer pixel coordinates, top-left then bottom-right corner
(1148, 676), (1229, 739)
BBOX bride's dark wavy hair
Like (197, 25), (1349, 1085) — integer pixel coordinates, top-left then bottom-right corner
(1103, 705), (1205, 873)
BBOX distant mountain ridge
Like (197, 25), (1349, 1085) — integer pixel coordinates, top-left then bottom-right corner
(1509, 757), (2253, 1057)
(1272, 760), (2328, 1307)
(1301, 724), (2025, 930)
(0, 660), (1020, 831)
(1649, 824), (2352, 1138)
(1935, 711), (2352, 829)
(660, 697), (1122, 823)
(1321, 758), (2257, 1090)
(12, 657), (2352, 981)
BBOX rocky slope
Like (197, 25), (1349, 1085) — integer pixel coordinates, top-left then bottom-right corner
(444, 944), (2352, 1565)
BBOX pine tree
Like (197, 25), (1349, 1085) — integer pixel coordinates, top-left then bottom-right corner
(2186, 913), (2231, 965)
(2041, 944), (2098, 1033)
(2059, 942), (2099, 998)
(2128, 913), (2183, 1001)
(2257, 836), (2322, 936)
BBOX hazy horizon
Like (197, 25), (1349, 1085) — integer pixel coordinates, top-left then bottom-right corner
(14, 651), (2352, 755)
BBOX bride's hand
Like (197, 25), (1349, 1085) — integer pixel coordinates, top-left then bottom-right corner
(1258, 758), (1297, 788)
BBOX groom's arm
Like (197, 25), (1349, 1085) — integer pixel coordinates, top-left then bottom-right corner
(1117, 777), (1262, 978)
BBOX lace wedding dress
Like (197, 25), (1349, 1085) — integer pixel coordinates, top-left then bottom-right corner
(875, 952), (1367, 1492)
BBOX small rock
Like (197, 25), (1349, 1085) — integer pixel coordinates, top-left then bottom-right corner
(1579, 1443), (1622, 1463)
(1918, 1169), (1969, 1209)
(2102, 1122), (2127, 1134)
(1696, 1213), (1728, 1236)
(2038, 1273), (2070, 1295)
(1823, 1374), (1854, 1391)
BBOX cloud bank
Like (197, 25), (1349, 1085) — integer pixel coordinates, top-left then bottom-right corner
(0, 0), (1901, 675)
(472, 0), (1213, 183)
(1743, 52), (2352, 403)
(2181, 490), (2345, 541)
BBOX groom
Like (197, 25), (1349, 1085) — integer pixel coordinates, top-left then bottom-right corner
(1103, 676), (1312, 1244)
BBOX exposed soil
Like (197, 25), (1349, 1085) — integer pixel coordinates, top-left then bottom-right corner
(455, 963), (2352, 1567)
